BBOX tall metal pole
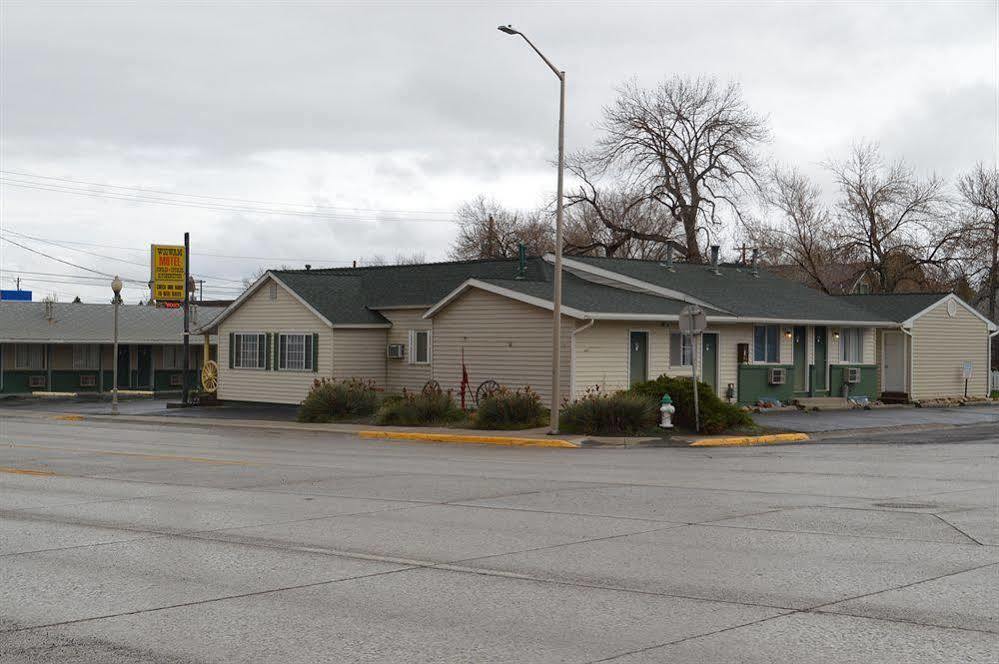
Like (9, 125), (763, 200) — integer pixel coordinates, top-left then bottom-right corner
(498, 25), (566, 434)
(182, 232), (191, 406)
(550, 72), (565, 434)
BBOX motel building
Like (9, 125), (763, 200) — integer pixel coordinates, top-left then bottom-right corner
(0, 300), (223, 395)
(196, 254), (996, 408)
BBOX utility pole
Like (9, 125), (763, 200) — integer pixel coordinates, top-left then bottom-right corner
(182, 232), (191, 406)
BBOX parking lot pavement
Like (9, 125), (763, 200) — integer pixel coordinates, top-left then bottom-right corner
(757, 403), (999, 432)
(0, 416), (997, 662)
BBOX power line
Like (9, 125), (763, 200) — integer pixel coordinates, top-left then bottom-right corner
(0, 178), (458, 223)
(0, 169), (455, 215)
(0, 235), (143, 281)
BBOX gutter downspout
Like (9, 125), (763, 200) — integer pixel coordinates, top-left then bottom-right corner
(989, 329), (999, 397)
(569, 319), (596, 401)
(900, 325), (913, 398)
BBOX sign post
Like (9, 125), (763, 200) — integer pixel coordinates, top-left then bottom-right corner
(679, 305), (707, 432)
(182, 233), (191, 406)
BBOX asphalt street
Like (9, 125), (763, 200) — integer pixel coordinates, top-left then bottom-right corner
(0, 414), (996, 663)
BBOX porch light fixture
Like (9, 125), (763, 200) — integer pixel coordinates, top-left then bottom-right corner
(832, 330), (840, 340)
(784, 328), (793, 339)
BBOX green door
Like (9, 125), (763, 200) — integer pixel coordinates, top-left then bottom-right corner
(137, 345), (152, 389)
(629, 331), (648, 385)
(702, 332), (718, 394)
(813, 326), (827, 394)
(793, 326), (807, 393)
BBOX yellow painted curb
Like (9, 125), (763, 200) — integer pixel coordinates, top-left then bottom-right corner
(0, 466), (57, 477)
(689, 433), (810, 447)
(52, 414), (86, 422)
(358, 431), (578, 448)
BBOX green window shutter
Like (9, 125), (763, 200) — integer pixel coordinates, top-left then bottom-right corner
(273, 333), (280, 371)
(228, 333), (235, 369)
(312, 333), (319, 372)
(264, 333), (272, 370)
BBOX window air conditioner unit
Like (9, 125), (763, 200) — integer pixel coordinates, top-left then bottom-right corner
(768, 367), (786, 385)
(79, 374), (97, 388)
(387, 344), (405, 359)
(170, 373), (184, 387)
(845, 367), (862, 384)
(28, 375), (46, 389)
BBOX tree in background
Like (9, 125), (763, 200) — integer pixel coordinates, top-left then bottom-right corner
(563, 154), (683, 259)
(742, 165), (846, 294)
(593, 76), (770, 263)
(449, 195), (553, 260)
(825, 142), (958, 293)
(956, 164), (999, 320)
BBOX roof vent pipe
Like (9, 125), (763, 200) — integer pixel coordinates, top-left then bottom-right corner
(304, 264), (311, 271)
(661, 244), (675, 272)
(710, 245), (721, 275)
(750, 248), (760, 277)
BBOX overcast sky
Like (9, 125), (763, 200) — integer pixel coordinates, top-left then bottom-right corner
(1, 0), (996, 303)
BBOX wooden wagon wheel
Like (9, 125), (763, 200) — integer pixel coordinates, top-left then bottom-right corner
(201, 360), (219, 393)
(475, 380), (501, 405)
(421, 379), (441, 396)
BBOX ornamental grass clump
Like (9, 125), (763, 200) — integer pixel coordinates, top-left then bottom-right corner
(374, 387), (465, 426)
(297, 377), (380, 423)
(558, 387), (658, 435)
(473, 386), (547, 430)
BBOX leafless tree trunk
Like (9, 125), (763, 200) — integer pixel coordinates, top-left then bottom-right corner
(563, 155), (682, 259)
(957, 164), (999, 320)
(825, 142), (956, 293)
(593, 76), (770, 262)
(449, 195), (552, 260)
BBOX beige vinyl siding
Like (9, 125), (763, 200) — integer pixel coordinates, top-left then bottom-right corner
(910, 299), (988, 400)
(217, 277), (331, 405)
(572, 322), (668, 398)
(431, 288), (571, 403)
(331, 328), (387, 386)
(381, 308), (433, 394)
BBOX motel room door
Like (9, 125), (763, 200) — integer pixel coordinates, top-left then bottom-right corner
(793, 326), (808, 393)
(629, 331), (648, 385)
(883, 331), (907, 393)
(701, 333), (718, 395)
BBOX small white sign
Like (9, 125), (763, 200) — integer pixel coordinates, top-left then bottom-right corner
(679, 305), (707, 336)
(962, 362), (973, 380)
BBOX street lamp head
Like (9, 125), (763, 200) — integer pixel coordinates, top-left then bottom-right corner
(497, 25), (520, 36)
(111, 275), (123, 295)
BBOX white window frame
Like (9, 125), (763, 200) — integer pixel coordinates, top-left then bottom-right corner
(408, 330), (431, 365)
(278, 332), (313, 371)
(233, 332), (265, 370)
(72, 344), (100, 370)
(753, 325), (781, 364)
(669, 331), (693, 367)
(840, 328), (864, 364)
(14, 344), (46, 370)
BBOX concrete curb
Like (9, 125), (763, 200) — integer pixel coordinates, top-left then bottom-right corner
(359, 431), (579, 448)
(689, 432), (810, 447)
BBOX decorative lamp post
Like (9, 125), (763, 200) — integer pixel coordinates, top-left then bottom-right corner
(111, 275), (122, 415)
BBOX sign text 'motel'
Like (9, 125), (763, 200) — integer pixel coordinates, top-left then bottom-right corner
(150, 244), (186, 302)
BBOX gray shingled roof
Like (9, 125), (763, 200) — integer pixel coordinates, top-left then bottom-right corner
(270, 259), (549, 325)
(0, 302), (225, 344)
(480, 265), (730, 317)
(565, 257), (893, 322)
(833, 293), (949, 323)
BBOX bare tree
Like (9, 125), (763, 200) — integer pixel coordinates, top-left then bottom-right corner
(593, 76), (770, 262)
(365, 252), (427, 266)
(563, 155), (683, 258)
(449, 195), (553, 260)
(744, 165), (847, 294)
(241, 264), (291, 289)
(956, 163), (999, 320)
(825, 142), (957, 293)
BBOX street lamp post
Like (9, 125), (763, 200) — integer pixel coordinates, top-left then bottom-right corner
(498, 24), (566, 434)
(111, 275), (123, 416)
